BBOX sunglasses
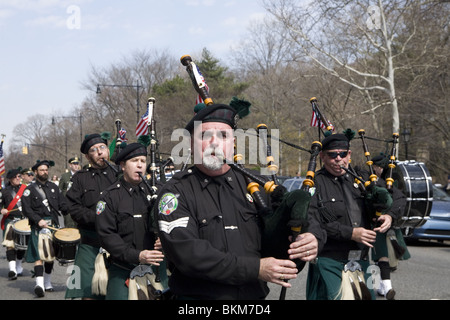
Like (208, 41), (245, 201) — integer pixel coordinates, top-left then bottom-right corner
(326, 151), (349, 159)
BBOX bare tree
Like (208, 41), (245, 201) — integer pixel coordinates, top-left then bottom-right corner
(263, 0), (444, 135)
(80, 48), (179, 137)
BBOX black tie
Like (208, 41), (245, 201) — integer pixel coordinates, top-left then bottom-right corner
(216, 176), (246, 256)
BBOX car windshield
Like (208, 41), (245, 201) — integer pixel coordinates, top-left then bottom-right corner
(282, 177), (305, 192)
(433, 186), (450, 201)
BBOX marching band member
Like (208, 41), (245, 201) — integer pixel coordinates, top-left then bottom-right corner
(21, 160), (68, 297)
(64, 134), (118, 300)
(306, 134), (393, 300)
(21, 167), (35, 185)
(96, 142), (167, 300)
(155, 104), (323, 300)
(1, 168), (27, 280)
(59, 157), (81, 228)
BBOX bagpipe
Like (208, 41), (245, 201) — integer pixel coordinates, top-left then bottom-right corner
(180, 55), (319, 298)
(138, 97), (174, 299)
(353, 128), (430, 230)
(356, 129), (432, 230)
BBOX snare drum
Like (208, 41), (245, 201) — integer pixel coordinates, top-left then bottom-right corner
(12, 219), (31, 250)
(53, 228), (80, 263)
(393, 160), (433, 228)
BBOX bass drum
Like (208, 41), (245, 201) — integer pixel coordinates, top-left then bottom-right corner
(392, 160), (433, 229)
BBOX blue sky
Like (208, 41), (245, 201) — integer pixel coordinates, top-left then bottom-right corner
(0, 0), (267, 150)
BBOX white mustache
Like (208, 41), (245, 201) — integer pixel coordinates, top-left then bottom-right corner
(203, 146), (225, 160)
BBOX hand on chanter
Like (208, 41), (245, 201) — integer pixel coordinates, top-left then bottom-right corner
(258, 257), (298, 288)
(288, 232), (318, 262)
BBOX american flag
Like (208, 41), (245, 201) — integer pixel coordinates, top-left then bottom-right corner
(119, 128), (128, 142)
(0, 139), (5, 176)
(310, 108), (334, 131)
(135, 109), (149, 137)
(195, 66), (209, 105)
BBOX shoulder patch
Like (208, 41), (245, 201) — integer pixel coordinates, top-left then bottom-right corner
(96, 201), (106, 215)
(24, 189), (31, 197)
(158, 193), (178, 215)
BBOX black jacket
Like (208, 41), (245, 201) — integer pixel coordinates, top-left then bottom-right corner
(1, 184), (26, 219)
(65, 166), (117, 231)
(96, 177), (155, 266)
(21, 180), (68, 227)
(156, 166), (325, 299)
(308, 168), (371, 260)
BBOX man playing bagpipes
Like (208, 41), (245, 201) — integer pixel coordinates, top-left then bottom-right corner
(65, 133), (119, 300)
(155, 103), (325, 299)
(306, 133), (393, 300)
(21, 160), (69, 297)
(95, 142), (168, 300)
(1, 167), (27, 280)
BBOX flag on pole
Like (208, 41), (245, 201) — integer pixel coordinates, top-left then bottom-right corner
(135, 109), (149, 137)
(118, 128), (128, 142)
(310, 109), (334, 131)
(0, 139), (5, 176)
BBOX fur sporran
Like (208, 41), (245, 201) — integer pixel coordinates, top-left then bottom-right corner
(2, 223), (15, 248)
(337, 261), (372, 300)
(128, 272), (165, 300)
(38, 228), (55, 262)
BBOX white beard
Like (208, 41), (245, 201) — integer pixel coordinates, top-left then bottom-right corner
(202, 146), (225, 171)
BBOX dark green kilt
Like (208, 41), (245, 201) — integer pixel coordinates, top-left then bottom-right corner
(65, 242), (105, 300)
(371, 229), (411, 261)
(25, 222), (57, 263)
(306, 257), (375, 300)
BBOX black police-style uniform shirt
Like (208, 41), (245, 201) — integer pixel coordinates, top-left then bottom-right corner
(1, 184), (26, 219)
(65, 166), (117, 232)
(96, 177), (154, 266)
(308, 168), (371, 260)
(156, 166), (271, 300)
(21, 180), (68, 227)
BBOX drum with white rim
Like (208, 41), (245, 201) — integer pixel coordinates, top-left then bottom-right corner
(12, 218), (31, 250)
(392, 160), (433, 229)
(53, 228), (80, 264)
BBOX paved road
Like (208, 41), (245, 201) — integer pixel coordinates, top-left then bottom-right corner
(266, 239), (450, 300)
(0, 238), (449, 300)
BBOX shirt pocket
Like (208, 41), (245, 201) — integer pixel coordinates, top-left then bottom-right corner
(82, 187), (99, 208)
(323, 197), (346, 221)
(198, 212), (227, 252)
(238, 209), (261, 252)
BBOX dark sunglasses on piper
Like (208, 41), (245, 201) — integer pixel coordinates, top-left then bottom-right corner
(326, 151), (348, 159)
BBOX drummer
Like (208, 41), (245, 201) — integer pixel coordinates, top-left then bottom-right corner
(95, 142), (167, 300)
(21, 160), (69, 298)
(0, 167), (27, 280)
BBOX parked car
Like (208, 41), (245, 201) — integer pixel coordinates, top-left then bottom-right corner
(282, 176), (306, 192)
(405, 185), (450, 242)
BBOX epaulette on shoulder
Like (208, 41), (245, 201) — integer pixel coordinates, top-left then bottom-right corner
(100, 181), (121, 196)
(78, 167), (92, 174)
(170, 168), (194, 181)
